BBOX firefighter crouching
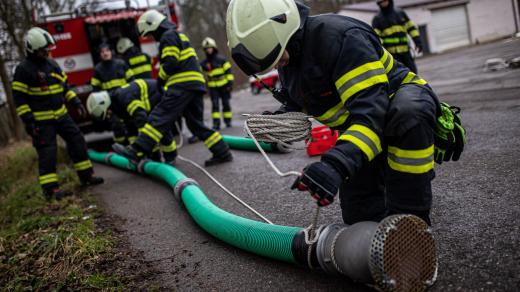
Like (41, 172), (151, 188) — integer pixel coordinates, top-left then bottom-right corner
(116, 37), (153, 79)
(372, 0), (423, 73)
(200, 37), (234, 130)
(12, 27), (104, 200)
(90, 43), (133, 92)
(227, 0), (465, 225)
(113, 9), (233, 167)
(86, 79), (178, 164)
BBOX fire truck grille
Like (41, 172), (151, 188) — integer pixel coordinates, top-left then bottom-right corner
(369, 215), (438, 292)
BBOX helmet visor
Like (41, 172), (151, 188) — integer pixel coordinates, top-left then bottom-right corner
(231, 43), (282, 76)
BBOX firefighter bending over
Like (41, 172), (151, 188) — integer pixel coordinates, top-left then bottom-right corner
(372, 0), (423, 73)
(200, 37), (235, 130)
(86, 79), (177, 164)
(117, 37), (153, 79)
(12, 27), (104, 200)
(227, 0), (465, 225)
(90, 43), (133, 92)
(113, 10), (233, 167)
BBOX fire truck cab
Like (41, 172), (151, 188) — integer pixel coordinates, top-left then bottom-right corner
(35, 1), (178, 132)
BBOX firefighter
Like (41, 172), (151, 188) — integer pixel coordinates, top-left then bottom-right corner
(86, 79), (177, 164)
(372, 0), (423, 73)
(90, 42), (133, 92)
(200, 37), (235, 130)
(227, 0), (465, 225)
(12, 27), (104, 200)
(113, 10), (232, 167)
(116, 37), (153, 79)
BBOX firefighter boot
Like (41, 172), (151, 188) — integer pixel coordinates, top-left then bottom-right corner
(80, 175), (105, 187)
(112, 143), (144, 164)
(188, 136), (199, 144)
(204, 150), (233, 167)
(43, 188), (73, 201)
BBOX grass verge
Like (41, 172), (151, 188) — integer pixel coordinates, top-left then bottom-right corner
(0, 142), (122, 290)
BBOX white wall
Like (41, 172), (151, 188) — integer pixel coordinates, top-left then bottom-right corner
(467, 0), (517, 43)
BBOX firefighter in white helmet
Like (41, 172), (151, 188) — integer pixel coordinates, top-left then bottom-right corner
(12, 27), (103, 200)
(200, 37), (235, 130)
(113, 9), (233, 166)
(226, 0), (465, 225)
(117, 37), (153, 79)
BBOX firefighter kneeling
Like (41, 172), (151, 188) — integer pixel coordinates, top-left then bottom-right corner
(12, 27), (104, 200)
(86, 79), (178, 164)
(227, 0), (466, 225)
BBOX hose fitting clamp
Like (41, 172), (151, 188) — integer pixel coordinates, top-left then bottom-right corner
(173, 178), (199, 201)
(105, 152), (115, 164)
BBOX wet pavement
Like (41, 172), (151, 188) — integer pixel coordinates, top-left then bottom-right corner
(89, 37), (520, 291)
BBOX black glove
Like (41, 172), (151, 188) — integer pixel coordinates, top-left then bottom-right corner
(76, 103), (88, 119)
(24, 121), (39, 138)
(271, 88), (289, 104)
(434, 103), (466, 164)
(291, 161), (343, 207)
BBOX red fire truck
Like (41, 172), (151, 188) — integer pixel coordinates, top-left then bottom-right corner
(34, 1), (179, 132)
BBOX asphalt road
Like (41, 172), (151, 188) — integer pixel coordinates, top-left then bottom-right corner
(89, 37), (520, 291)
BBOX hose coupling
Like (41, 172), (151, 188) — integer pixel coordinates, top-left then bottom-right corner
(173, 178), (199, 201)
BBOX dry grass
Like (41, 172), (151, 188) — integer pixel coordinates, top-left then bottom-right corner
(0, 142), (121, 290)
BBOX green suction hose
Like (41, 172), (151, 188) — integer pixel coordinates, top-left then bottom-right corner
(222, 135), (277, 152)
(88, 150), (301, 263)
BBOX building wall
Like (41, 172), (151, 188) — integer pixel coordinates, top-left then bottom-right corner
(467, 0), (517, 43)
(339, 0), (518, 53)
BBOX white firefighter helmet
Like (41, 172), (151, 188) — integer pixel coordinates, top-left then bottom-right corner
(202, 37), (217, 49)
(86, 91), (111, 120)
(25, 27), (56, 54)
(137, 9), (167, 37)
(226, 0), (300, 75)
(116, 37), (134, 54)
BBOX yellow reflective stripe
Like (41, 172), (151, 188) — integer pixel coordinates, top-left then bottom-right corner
(179, 33), (190, 42)
(161, 140), (177, 152)
(335, 61), (388, 104)
(128, 136), (137, 144)
(204, 132), (222, 148)
(374, 28), (382, 36)
(161, 46), (180, 59)
(338, 124), (382, 161)
(113, 136), (126, 143)
(212, 112), (221, 119)
(380, 49), (395, 74)
(409, 29), (419, 38)
(20, 84), (64, 96)
(165, 71), (205, 88)
(380, 25), (406, 36)
(316, 101), (350, 128)
(223, 61), (232, 71)
(125, 69), (134, 80)
(16, 105), (32, 116)
(404, 20), (415, 30)
(73, 160), (93, 171)
(387, 145), (434, 174)
(101, 79), (127, 90)
(208, 78), (230, 88)
(91, 77), (101, 86)
(223, 112), (232, 118)
(51, 72), (67, 83)
(401, 72), (427, 86)
(159, 66), (168, 80)
(12, 81), (29, 93)
(140, 123), (163, 143)
(129, 55), (147, 65)
(39, 173), (58, 185)
(208, 67), (226, 77)
(65, 90), (77, 102)
(132, 64), (152, 75)
(179, 48), (197, 61)
(387, 45), (409, 54)
(135, 79), (150, 112)
(226, 74), (234, 81)
(33, 105), (67, 121)
(127, 100), (145, 115)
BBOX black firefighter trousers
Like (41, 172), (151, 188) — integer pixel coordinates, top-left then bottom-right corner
(134, 87), (229, 158)
(32, 114), (93, 192)
(209, 87), (232, 128)
(339, 84), (437, 225)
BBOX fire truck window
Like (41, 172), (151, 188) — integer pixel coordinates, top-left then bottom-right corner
(85, 19), (140, 64)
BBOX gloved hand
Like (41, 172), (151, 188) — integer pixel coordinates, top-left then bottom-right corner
(434, 102), (466, 164)
(416, 44), (423, 54)
(291, 161), (343, 207)
(76, 103), (88, 119)
(24, 121), (39, 138)
(271, 88), (289, 104)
